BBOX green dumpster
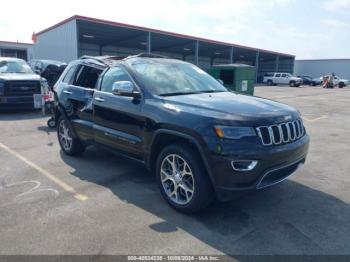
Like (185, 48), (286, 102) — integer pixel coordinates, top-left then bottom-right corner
(208, 64), (256, 95)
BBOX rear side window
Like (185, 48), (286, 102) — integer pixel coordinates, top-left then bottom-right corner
(219, 70), (234, 85)
(73, 65), (103, 89)
(62, 65), (77, 84)
(275, 73), (281, 77)
(100, 67), (133, 93)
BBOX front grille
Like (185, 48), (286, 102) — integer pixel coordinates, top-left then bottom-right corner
(4, 81), (41, 96)
(256, 119), (305, 146)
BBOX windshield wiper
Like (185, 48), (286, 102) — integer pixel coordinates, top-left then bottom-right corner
(158, 91), (201, 97)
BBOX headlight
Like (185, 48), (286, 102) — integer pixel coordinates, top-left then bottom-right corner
(214, 126), (256, 139)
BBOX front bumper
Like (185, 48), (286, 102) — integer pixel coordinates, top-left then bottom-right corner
(207, 134), (309, 201)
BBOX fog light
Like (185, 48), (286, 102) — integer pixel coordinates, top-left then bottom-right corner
(231, 160), (258, 171)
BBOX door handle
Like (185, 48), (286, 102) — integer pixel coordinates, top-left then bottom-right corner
(94, 97), (105, 102)
(63, 90), (73, 95)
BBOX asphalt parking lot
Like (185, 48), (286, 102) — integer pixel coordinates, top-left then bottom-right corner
(0, 85), (350, 256)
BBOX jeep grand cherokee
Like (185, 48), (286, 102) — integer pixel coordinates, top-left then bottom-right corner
(55, 54), (309, 213)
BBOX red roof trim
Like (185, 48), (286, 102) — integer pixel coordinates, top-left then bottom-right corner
(0, 40), (33, 46)
(36, 15), (295, 57)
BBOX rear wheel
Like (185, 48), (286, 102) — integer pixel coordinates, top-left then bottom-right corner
(267, 80), (273, 86)
(57, 117), (85, 156)
(156, 144), (214, 213)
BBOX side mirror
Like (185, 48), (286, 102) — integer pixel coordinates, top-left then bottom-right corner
(217, 79), (224, 85)
(112, 81), (141, 99)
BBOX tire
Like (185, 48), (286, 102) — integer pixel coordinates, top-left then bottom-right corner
(289, 81), (296, 87)
(156, 144), (214, 213)
(296, 84), (301, 87)
(339, 82), (345, 88)
(57, 117), (85, 156)
(47, 118), (56, 128)
(267, 80), (273, 86)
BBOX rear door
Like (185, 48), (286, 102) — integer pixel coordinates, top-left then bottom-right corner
(92, 66), (144, 159)
(61, 64), (104, 141)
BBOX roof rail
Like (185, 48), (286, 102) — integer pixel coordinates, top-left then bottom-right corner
(126, 53), (168, 59)
(79, 55), (127, 65)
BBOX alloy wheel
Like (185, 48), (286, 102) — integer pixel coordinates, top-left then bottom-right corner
(160, 154), (195, 205)
(58, 120), (73, 151)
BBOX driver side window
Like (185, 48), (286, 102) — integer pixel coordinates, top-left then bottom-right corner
(100, 67), (132, 93)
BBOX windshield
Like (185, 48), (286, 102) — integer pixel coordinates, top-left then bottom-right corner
(0, 60), (33, 74)
(129, 60), (227, 96)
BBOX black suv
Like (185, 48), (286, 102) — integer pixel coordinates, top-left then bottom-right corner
(55, 54), (309, 213)
(0, 57), (43, 109)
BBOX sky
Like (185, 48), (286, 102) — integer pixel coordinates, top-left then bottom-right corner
(0, 0), (350, 59)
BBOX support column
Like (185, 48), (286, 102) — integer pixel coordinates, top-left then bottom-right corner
(275, 55), (279, 72)
(229, 46), (234, 64)
(255, 51), (260, 83)
(194, 40), (199, 66)
(147, 32), (152, 54)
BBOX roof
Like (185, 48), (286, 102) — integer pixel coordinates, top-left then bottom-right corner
(35, 15), (294, 58)
(0, 40), (33, 46)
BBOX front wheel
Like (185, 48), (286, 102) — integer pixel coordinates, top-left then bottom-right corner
(289, 81), (296, 87)
(339, 82), (345, 88)
(156, 144), (214, 213)
(57, 117), (85, 156)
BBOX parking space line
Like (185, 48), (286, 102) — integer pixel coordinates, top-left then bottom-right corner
(302, 115), (328, 122)
(0, 142), (88, 201)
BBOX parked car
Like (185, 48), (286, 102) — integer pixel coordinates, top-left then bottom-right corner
(0, 57), (44, 110)
(264, 72), (303, 87)
(55, 54), (309, 213)
(322, 75), (348, 88)
(297, 75), (322, 86)
(29, 59), (67, 88)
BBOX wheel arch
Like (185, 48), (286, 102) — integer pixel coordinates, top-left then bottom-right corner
(147, 129), (216, 188)
(56, 104), (79, 139)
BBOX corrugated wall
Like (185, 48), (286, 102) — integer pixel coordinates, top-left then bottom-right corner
(33, 19), (78, 62)
(295, 59), (350, 79)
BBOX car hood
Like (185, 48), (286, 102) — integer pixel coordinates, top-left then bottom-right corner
(0, 73), (41, 81)
(161, 92), (299, 124)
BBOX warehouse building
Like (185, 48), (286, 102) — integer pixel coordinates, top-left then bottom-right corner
(33, 15), (295, 82)
(295, 59), (350, 80)
(0, 41), (34, 61)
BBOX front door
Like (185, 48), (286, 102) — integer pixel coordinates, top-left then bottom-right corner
(92, 66), (144, 159)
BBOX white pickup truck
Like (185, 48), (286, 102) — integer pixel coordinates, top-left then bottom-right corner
(264, 73), (303, 87)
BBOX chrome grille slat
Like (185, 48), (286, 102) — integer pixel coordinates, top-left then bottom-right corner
(257, 118), (305, 146)
(295, 120), (300, 138)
